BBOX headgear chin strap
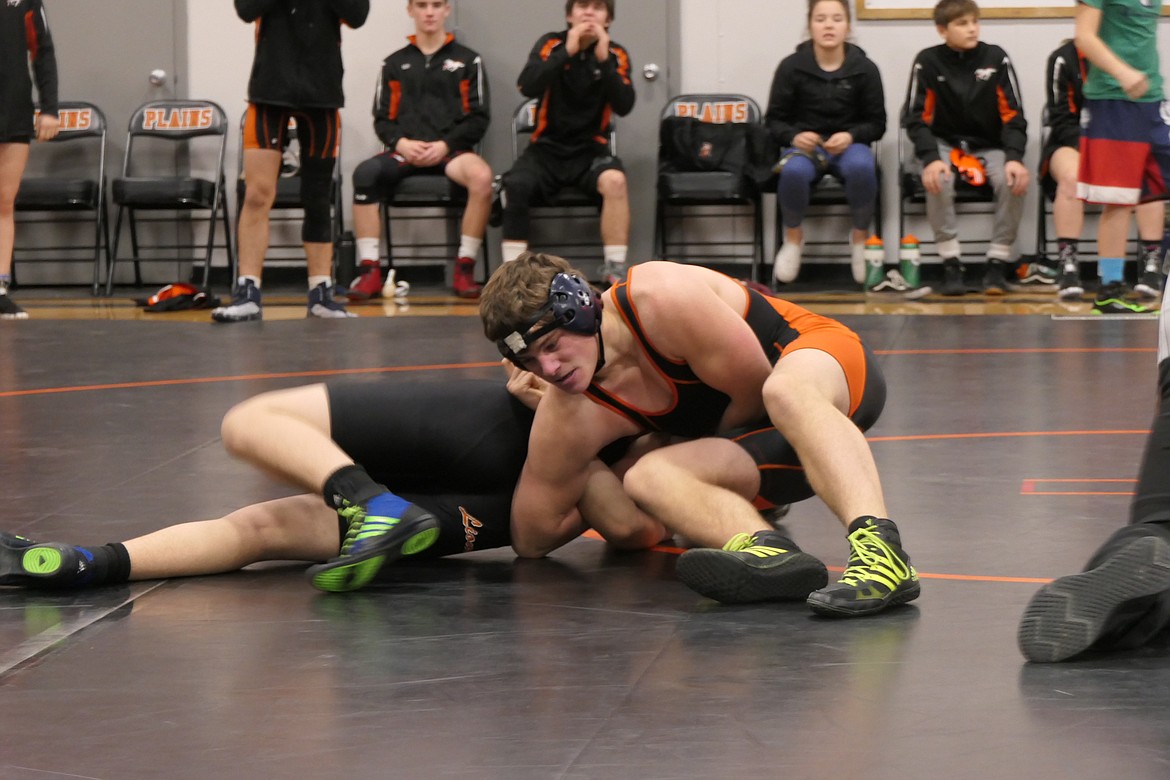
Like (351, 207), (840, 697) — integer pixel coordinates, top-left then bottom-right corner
(497, 272), (604, 367)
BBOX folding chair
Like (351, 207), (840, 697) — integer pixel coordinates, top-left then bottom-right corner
(233, 112), (344, 282)
(13, 101), (111, 295)
(504, 97), (616, 264)
(107, 99), (233, 295)
(653, 94), (765, 281)
(379, 146), (490, 282)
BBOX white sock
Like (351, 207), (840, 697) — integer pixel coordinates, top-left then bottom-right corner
(239, 275), (261, 289)
(457, 235), (483, 261)
(603, 245), (628, 266)
(501, 241), (527, 263)
(308, 275), (331, 290)
(356, 237), (381, 263)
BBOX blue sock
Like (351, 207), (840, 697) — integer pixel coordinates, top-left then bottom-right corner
(1099, 258), (1125, 284)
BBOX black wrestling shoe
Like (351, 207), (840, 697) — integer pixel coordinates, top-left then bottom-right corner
(307, 494), (440, 593)
(0, 532), (83, 587)
(807, 517), (920, 617)
(674, 529), (828, 604)
(1018, 534), (1170, 663)
(940, 257), (966, 296)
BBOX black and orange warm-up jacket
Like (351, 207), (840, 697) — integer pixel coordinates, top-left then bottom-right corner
(516, 30), (635, 156)
(372, 34), (489, 154)
(0, 0), (57, 137)
(900, 41), (1027, 165)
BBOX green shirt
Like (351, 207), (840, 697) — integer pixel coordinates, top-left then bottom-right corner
(1081, 0), (1164, 101)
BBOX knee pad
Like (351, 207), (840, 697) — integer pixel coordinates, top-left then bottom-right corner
(351, 157), (385, 204)
(299, 157), (335, 244)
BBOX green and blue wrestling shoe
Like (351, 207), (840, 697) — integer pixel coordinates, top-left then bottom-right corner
(0, 532), (84, 587)
(674, 529), (829, 603)
(807, 517), (920, 617)
(307, 493), (440, 593)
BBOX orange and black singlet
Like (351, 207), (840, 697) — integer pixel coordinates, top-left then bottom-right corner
(584, 271), (866, 437)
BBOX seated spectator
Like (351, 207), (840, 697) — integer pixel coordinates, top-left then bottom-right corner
(768, 0), (885, 288)
(498, 0), (634, 285)
(901, 0), (1029, 296)
(347, 0), (492, 301)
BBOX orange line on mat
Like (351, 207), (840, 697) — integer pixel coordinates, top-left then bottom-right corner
(874, 347), (1155, 355)
(869, 429), (1148, 443)
(0, 361), (502, 398)
(580, 531), (1053, 584)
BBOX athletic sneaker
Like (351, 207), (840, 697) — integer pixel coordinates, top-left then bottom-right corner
(807, 517), (920, 617)
(603, 260), (626, 288)
(1018, 534), (1170, 663)
(211, 279), (262, 323)
(452, 256), (482, 299)
(866, 269), (932, 299)
(1057, 252), (1084, 300)
(673, 529), (828, 604)
(1135, 246), (1165, 300)
(1012, 261), (1058, 290)
(346, 261), (383, 301)
(307, 493), (441, 593)
(0, 532), (82, 587)
(308, 282), (356, 319)
(940, 257), (966, 296)
(0, 293), (28, 320)
(982, 260), (1007, 295)
(1093, 282), (1156, 315)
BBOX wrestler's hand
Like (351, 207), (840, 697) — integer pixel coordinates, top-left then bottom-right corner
(395, 138), (428, 165)
(592, 24), (610, 62)
(921, 159), (951, 195)
(1118, 67), (1150, 101)
(823, 131), (852, 156)
(35, 113), (60, 142)
(503, 359), (549, 410)
(1004, 159), (1030, 197)
(566, 22), (594, 56)
(792, 131), (823, 154)
(414, 140), (448, 168)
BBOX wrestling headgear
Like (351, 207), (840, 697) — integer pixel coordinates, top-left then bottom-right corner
(496, 272), (603, 360)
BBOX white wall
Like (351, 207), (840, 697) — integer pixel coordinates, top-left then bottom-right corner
(678, 1), (1170, 262)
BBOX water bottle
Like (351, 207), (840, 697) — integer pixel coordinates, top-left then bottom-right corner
(899, 235), (922, 289)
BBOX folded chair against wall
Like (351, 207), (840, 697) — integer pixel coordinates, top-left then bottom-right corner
(107, 99), (233, 295)
(13, 101), (110, 295)
(654, 94), (767, 282)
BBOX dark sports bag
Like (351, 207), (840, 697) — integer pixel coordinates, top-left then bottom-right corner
(658, 116), (776, 187)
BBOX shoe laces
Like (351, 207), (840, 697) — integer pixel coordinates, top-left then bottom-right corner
(336, 503), (400, 555)
(720, 532), (793, 558)
(838, 527), (913, 589)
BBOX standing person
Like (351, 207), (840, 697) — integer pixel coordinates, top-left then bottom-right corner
(213, 0), (370, 323)
(1040, 38), (1164, 304)
(0, 0), (59, 320)
(1071, 0), (1169, 315)
(347, 0), (492, 302)
(901, 0), (1033, 296)
(498, 0), (634, 285)
(475, 253), (919, 617)
(767, 0), (886, 289)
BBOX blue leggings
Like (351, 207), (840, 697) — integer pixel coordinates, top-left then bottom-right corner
(776, 143), (877, 231)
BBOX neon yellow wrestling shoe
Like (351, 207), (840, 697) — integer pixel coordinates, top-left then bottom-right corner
(675, 529), (828, 603)
(807, 517), (920, 617)
(307, 493), (440, 593)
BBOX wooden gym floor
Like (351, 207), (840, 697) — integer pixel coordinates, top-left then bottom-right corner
(0, 282), (1167, 779)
